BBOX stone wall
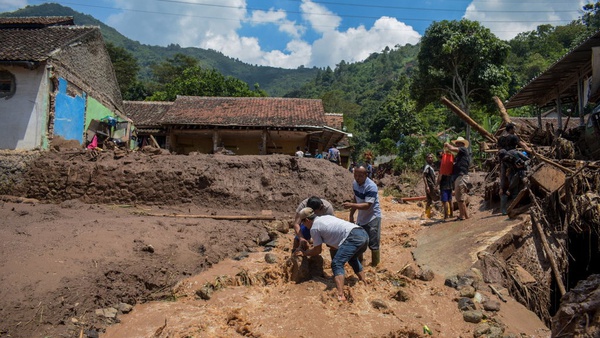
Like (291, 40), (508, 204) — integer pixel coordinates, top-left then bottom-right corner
(0, 151), (355, 211)
(0, 150), (41, 195)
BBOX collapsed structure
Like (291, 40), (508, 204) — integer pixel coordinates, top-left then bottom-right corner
(441, 30), (600, 336)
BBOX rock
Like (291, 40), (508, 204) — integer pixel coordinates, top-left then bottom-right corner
(392, 289), (409, 302)
(473, 292), (484, 303)
(264, 240), (277, 248)
(483, 299), (501, 312)
(142, 244), (154, 253)
(233, 252), (249, 261)
(418, 267), (435, 281)
(488, 326), (504, 338)
(118, 302), (133, 313)
(274, 220), (289, 234)
(95, 307), (118, 318)
(445, 276), (459, 289)
(401, 265), (417, 279)
(457, 275), (474, 289)
(457, 297), (476, 311)
(474, 323), (491, 337)
(459, 285), (476, 298)
(463, 310), (484, 323)
(287, 256), (311, 283)
(514, 264), (536, 284)
(196, 286), (213, 300)
(264, 253), (278, 264)
(551, 274), (600, 338)
(371, 299), (388, 310)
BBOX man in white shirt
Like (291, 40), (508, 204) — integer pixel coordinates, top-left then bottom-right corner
(294, 208), (368, 302)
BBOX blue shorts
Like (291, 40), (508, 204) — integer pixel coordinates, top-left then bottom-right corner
(295, 223), (311, 240)
(441, 189), (453, 202)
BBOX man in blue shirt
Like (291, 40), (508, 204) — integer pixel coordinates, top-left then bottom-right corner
(342, 166), (382, 266)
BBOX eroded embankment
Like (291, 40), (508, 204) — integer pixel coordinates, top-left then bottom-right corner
(0, 150), (354, 211)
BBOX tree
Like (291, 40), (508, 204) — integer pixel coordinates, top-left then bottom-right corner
(148, 66), (267, 101)
(412, 19), (510, 142)
(105, 42), (140, 98)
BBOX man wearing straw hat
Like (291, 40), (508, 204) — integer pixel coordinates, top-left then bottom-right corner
(444, 136), (471, 221)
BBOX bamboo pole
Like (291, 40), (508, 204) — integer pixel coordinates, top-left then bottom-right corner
(440, 96), (497, 143)
(528, 188), (567, 297)
(136, 212), (276, 220)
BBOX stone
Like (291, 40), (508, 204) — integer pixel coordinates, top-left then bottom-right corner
(392, 289), (409, 302)
(444, 276), (459, 289)
(463, 310), (483, 323)
(401, 265), (417, 279)
(95, 307), (118, 318)
(264, 253), (278, 264)
(459, 286), (476, 298)
(483, 300), (501, 312)
(474, 323), (491, 337)
(371, 299), (388, 310)
(514, 264), (536, 284)
(196, 286), (213, 300)
(418, 267), (435, 281)
(457, 297), (476, 311)
(118, 302), (133, 313)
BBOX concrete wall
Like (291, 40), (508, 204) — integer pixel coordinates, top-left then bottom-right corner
(54, 77), (86, 143)
(0, 65), (49, 150)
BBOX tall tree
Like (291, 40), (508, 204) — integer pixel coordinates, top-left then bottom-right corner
(105, 42), (139, 98)
(412, 19), (510, 142)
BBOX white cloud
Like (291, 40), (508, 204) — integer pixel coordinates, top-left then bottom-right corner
(310, 17), (421, 68)
(249, 8), (305, 38)
(107, 0), (246, 47)
(464, 0), (587, 40)
(300, 0), (341, 34)
(104, 0), (420, 69)
(0, 0), (29, 12)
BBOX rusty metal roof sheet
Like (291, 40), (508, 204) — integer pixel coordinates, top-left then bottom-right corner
(123, 101), (173, 127)
(506, 30), (600, 109)
(162, 96), (325, 128)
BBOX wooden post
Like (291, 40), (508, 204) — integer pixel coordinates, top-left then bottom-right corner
(440, 96), (497, 143)
(528, 188), (567, 297)
(493, 96), (511, 125)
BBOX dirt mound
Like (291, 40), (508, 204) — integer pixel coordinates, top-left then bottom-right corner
(3, 150), (354, 211)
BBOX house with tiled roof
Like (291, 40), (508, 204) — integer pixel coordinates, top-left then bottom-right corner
(123, 101), (172, 148)
(0, 16), (133, 150)
(155, 96), (348, 156)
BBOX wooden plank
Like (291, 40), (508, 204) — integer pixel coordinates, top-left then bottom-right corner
(149, 135), (160, 148)
(506, 188), (528, 216)
(530, 164), (566, 194)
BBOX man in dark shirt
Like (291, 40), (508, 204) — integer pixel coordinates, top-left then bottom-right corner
(498, 149), (530, 215)
(444, 136), (471, 220)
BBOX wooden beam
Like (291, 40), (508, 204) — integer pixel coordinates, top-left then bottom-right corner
(440, 97), (497, 143)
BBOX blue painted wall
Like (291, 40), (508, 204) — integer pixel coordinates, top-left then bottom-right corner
(54, 78), (86, 143)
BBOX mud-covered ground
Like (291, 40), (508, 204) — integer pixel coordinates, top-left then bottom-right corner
(0, 151), (551, 337)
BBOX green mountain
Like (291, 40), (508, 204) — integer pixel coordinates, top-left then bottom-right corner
(0, 3), (319, 97)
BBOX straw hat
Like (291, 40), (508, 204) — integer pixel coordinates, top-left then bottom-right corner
(451, 136), (470, 148)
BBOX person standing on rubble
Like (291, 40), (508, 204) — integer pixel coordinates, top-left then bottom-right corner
(327, 144), (341, 165)
(498, 149), (530, 215)
(498, 123), (532, 154)
(293, 207), (368, 302)
(342, 166), (382, 266)
(422, 153), (439, 219)
(444, 137), (471, 221)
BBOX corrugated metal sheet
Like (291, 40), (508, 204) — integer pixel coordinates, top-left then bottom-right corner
(506, 30), (600, 109)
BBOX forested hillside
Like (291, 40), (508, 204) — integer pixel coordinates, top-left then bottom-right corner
(0, 3), (319, 97)
(4, 2), (600, 170)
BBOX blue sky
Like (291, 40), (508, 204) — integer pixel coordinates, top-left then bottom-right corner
(0, 0), (589, 68)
